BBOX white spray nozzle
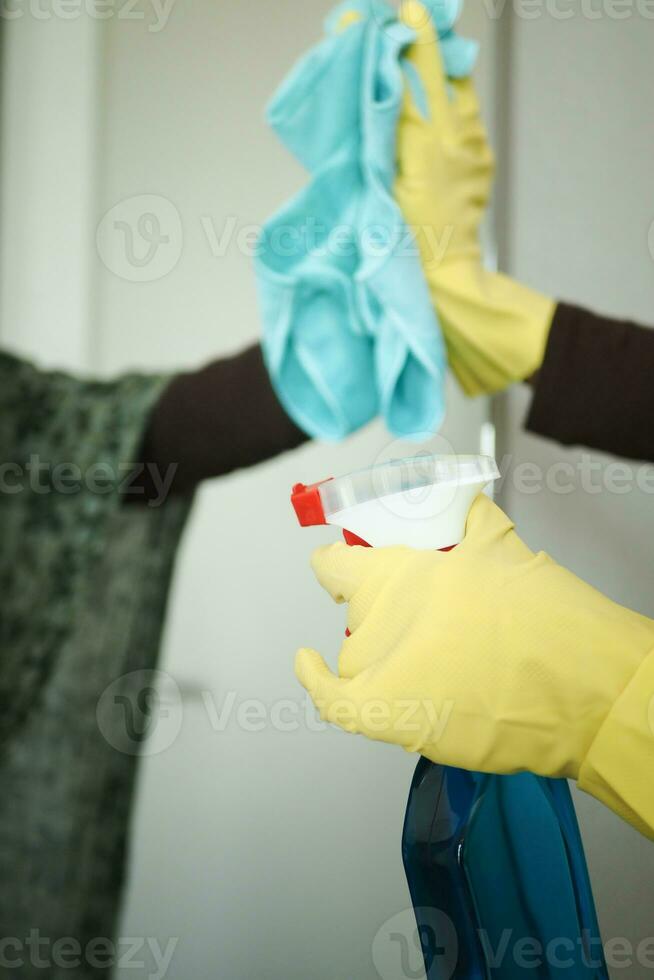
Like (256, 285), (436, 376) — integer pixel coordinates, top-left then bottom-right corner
(292, 454), (500, 550)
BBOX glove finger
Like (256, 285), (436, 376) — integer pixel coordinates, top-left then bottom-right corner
(464, 494), (515, 541)
(443, 332), (487, 396)
(310, 541), (388, 604)
(295, 648), (358, 730)
(451, 78), (495, 167)
(399, 1), (453, 136)
(444, 328), (500, 396)
(451, 76), (483, 125)
(338, 627), (383, 679)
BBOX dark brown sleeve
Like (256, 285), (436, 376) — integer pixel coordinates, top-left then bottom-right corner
(134, 344), (308, 500)
(526, 302), (654, 463)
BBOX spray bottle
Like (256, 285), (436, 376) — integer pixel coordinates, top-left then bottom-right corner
(292, 454), (608, 980)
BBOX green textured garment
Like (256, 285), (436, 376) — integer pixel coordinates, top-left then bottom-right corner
(0, 351), (193, 977)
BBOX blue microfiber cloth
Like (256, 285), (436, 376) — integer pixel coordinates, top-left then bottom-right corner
(255, 0), (477, 441)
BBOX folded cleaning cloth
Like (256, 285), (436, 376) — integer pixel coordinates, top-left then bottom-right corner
(255, 0), (477, 441)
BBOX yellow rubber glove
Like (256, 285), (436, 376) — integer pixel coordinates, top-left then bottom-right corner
(394, 2), (557, 395)
(296, 495), (654, 839)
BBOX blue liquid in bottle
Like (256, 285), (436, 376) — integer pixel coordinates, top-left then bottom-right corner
(402, 761), (609, 979)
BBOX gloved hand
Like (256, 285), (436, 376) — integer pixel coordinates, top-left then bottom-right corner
(394, 2), (557, 395)
(296, 495), (654, 836)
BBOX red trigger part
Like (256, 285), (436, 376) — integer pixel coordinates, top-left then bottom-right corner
(343, 530), (371, 636)
(291, 478), (333, 527)
(343, 530), (371, 548)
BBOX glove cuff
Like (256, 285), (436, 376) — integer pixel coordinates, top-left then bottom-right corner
(429, 263), (556, 395)
(578, 648), (654, 840)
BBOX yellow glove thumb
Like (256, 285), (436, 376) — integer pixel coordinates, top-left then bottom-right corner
(295, 648), (356, 731)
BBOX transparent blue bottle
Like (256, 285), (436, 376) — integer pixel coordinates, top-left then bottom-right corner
(291, 457), (609, 980)
(402, 761), (609, 979)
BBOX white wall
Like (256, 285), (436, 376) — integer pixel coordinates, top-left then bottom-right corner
(5, 2), (652, 978)
(1, 5), (484, 977)
(496, 8), (654, 977)
(0, 13), (101, 370)
(91, 3), (493, 978)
